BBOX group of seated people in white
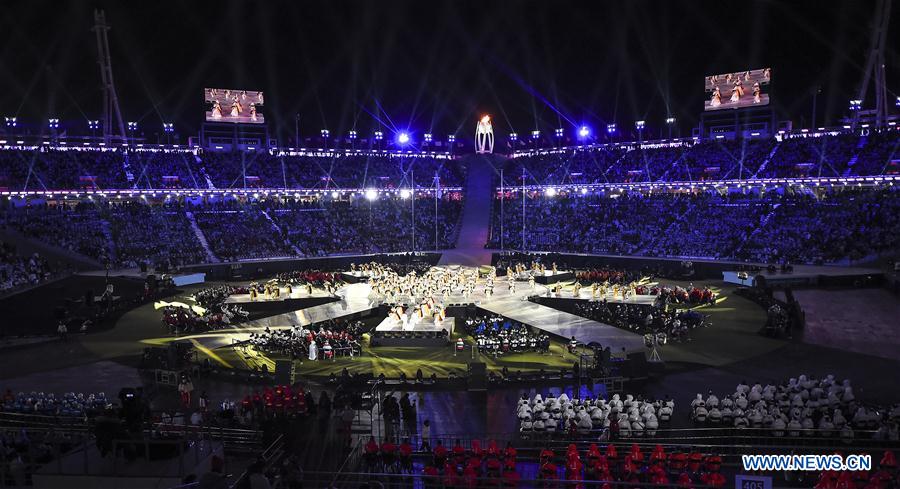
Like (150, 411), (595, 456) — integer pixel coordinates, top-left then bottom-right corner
(517, 392), (674, 438)
(1, 390), (111, 417)
(690, 375), (900, 440)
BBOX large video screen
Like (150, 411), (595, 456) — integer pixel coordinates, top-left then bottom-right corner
(704, 68), (771, 111)
(205, 88), (265, 124)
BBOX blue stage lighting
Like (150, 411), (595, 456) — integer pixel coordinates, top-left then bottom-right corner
(578, 126), (590, 138)
(606, 123), (616, 134)
(397, 132), (410, 145)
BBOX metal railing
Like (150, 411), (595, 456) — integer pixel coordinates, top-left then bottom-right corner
(365, 426), (890, 455)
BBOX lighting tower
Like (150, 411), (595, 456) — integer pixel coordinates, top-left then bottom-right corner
(92, 10), (127, 143)
(854, 0), (891, 129)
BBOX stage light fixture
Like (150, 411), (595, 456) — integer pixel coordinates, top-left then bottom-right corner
(348, 130), (357, 140)
(400, 189), (411, 199)
(374, 131), (384, 141)
(331, 191), (339, 199)
(48, 118), (60, 129)
(635, 120), (646, 130)
(666, 117), (676, 125)
(606, 124), (617, 133)
(127, 121), (138, 131)
(447, 134), (456, 143)
(554, 128), (564, 138)
(4, 117), (16, 128)
(424, 133), (432, 143)
(88, 120), (100, 130)
(578, 126), (591, 138)
(531, 130), (540, 139)
(509, 132), (518, 141)
(365, 189), (378, 201)
(545, 187), (557, 197)
(320, 129), (330, 138)
(849, 99), (862, 111)
(163, 122), (174, 133)
(397, 132), (410, 145)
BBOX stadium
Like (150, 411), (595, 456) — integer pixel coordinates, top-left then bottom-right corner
(0, 1), (898, 488)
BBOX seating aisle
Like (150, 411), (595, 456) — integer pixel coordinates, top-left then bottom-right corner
(439, 154), (499, 267)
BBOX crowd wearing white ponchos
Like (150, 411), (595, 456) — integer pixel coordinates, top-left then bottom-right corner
(517, 392), (674, 438)
(690, 374), (900, 441)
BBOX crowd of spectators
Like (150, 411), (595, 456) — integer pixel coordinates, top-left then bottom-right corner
(490, 193), (679, 255)
(0, 242), (60, 294)
(270, 196), (463, 256)
(107, 203), (207, 268)
(194, 207), (293, 261)
(0, 148), (465, 191)
(850, 130), (900, 176)
(2, 203), (112, 263)
(760, 134), (859, 178)
(0, 389), (111, 417)
(490, 187), (900, 264)
(739, 189), (900, 264)
(1, 194), (462, 267)
(0, 132), (895, 193)
(0, 148), (127, 190)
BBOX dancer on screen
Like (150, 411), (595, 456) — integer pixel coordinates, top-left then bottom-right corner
(710, 86), (722, 107)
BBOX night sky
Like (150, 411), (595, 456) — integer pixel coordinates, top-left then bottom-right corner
(1, 0), (897, 144)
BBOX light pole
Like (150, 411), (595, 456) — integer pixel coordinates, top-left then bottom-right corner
(127, 121), (138, 144)
(810, 86), (821, 130)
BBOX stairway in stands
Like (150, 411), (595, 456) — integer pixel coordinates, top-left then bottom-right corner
(438, 153), (500, 266)
(261, 210), (303, 256)
(842, 136), (867, 176)
(185, 211), (220, 263)
(750, 140), (782, 179)
(732, 203), (780, 257)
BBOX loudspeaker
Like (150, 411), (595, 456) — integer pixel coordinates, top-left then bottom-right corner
(274, 360), (293, 385)
(626, 352), (649, 378)
(467, 362), (487, 391)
